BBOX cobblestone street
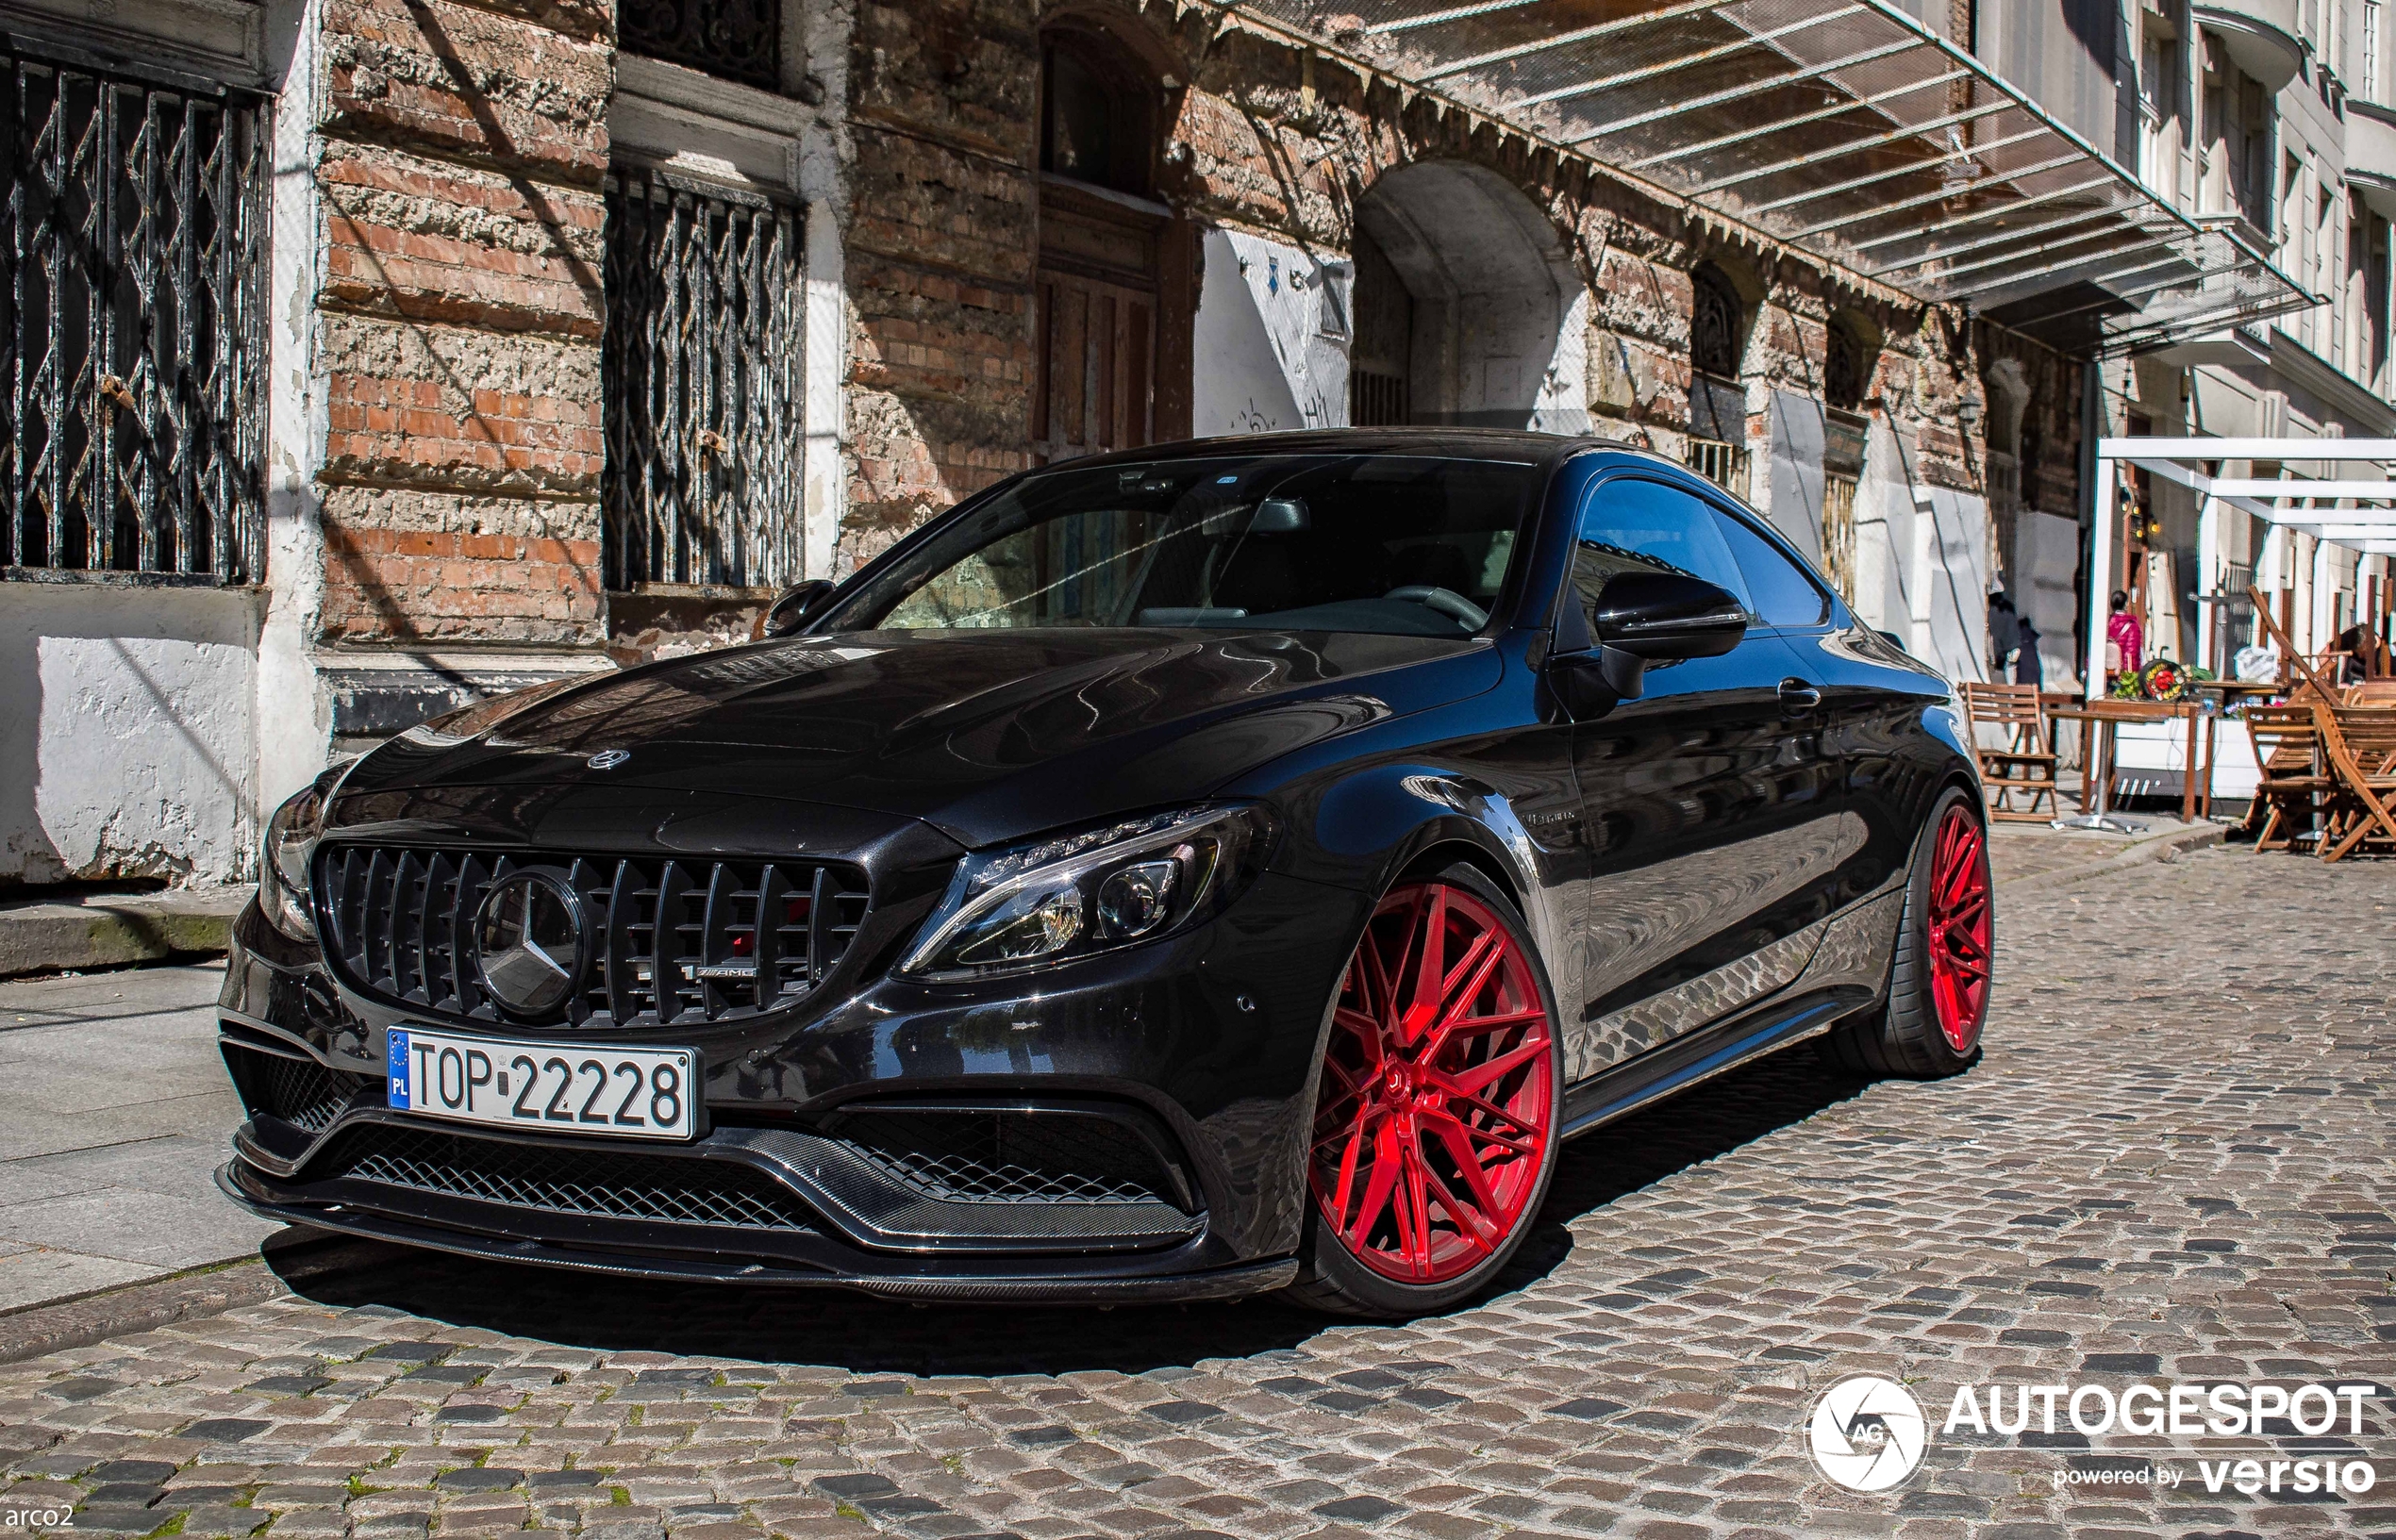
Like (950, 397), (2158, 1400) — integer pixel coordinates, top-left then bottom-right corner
(2, 847), (2390, 1539)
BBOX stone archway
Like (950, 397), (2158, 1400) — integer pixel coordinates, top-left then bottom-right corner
(1346, 161), (1585, 430)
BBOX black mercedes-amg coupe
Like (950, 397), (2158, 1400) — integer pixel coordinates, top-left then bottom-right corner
(220, 430), (1991, 1317)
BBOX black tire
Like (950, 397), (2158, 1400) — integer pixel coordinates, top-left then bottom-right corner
(1285, 862), (1565, 1318)
(1819, 787), (1990, 1080)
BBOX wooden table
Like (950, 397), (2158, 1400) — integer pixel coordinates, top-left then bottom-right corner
(2046, 699), (2221, 822)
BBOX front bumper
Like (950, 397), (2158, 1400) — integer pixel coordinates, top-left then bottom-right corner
(217, 866), (1364, 1301)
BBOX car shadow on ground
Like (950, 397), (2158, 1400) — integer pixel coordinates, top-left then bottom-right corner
(264, 1049), (1871, 1375)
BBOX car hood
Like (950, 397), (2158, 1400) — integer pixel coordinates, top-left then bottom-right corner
(336, 629), (1503, 847)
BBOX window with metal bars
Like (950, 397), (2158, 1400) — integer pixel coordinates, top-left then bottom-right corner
(0, 47), (269, 583)
(1348, 367), (1408, 427)
(621, 0), (780, 92)
(1822, 472), (1859, 604)
(603, 164), (804, 592)
(1686, 436), (1747, 496)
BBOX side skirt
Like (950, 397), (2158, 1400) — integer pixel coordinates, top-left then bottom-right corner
(1558, 984), (1874, 1141)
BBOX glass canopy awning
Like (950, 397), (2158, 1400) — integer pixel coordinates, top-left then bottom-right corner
(1224, 0), (2312, 353)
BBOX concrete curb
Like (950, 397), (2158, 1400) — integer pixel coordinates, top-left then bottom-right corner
(0, 1258), (287, 1366)
(1995, 821), (2229, 895)
(0, 885), (252, 977)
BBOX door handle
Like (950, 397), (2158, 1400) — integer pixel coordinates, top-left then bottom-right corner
(1778, 678), (1822, 713)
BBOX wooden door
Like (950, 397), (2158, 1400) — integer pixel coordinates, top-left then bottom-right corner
(1033, 270), (1154, 464)
(1034, 178), (1173, 465)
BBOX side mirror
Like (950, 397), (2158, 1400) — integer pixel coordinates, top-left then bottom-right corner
(1543, 571), (1747, 720)
(754, 578), (837, 639)
(1590, 571), (1748, 660)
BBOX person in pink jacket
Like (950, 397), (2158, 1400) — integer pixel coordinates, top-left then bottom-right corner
(2106, 590), (2143, 678)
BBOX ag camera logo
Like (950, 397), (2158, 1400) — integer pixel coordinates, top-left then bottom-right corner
(1809, 1375), (1928, 1491)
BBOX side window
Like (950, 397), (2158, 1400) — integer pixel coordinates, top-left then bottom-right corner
(1711, 509), (1831, 628)
(1572, 478), (1754, 623)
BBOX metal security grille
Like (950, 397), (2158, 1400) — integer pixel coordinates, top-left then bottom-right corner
(1687, 436), (1747, 495)
(315, 845), (870, 1029)
(603, 166), (802, 591)
(620, 0), (779, 91)
(1349, 367), (1408, 427)
(1822, 472), (1858, 604)
(0, 48), (268, 582)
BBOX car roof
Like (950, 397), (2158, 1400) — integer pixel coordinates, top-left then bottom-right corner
(1047, 427), (1661, 472)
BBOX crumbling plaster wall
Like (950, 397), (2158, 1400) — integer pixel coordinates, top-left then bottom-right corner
(0, 586), (266, 887)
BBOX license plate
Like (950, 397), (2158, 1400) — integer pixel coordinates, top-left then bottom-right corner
(386, 1027), (697, 1141)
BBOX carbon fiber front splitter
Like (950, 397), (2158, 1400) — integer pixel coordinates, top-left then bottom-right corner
(217, 1164), (1300, 1302)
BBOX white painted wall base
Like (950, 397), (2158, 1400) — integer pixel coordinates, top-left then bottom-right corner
(0, 584), (266, 886)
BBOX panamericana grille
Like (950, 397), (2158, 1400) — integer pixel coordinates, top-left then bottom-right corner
(316, 846), (869, 1028)
(822, 1108), (1185, 1209)
(313, 1125), (816, 1231)
(225, 1044), (370, 1134)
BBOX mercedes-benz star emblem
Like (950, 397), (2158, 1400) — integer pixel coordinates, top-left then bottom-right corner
(474, 869), (590, 1016)
(587, 749), (631, 770)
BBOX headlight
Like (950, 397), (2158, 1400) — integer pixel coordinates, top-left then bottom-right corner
(258, 760), (354, 941)
(897, 804), (1276, 981)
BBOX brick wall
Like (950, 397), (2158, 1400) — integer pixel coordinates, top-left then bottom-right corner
(839, 0), (1039, 572)
(312, 0), (610, 646)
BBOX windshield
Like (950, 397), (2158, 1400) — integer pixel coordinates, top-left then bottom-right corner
(821, 453), (1539, 638)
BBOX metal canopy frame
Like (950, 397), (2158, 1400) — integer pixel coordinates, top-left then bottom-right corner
(1226, 0), (2311, 351)
(2091, 438), (2396, 697)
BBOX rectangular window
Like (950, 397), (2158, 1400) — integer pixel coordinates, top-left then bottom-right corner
(621, 0), (780, 91)
(2138, 29), (2176, 202)
(2368, 1), (2384, 104)
(603, 165), (805, 591)
(1821, 472), (1859, 605)
(0, 47), (270, 583)
(1686, 437), (1747, 497)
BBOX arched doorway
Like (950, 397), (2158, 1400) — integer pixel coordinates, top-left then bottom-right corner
(1346, 162), (1584, 429)
(1032, 21), (1193, 463)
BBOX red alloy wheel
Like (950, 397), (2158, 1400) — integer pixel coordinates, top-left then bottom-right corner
(1309, 882), (1555, 1284)
(1926, 805), (1992, 1053)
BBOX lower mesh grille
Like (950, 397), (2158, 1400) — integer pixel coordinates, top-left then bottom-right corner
(312, 1126), (817, 1231)
(226, 1044), (372, 1134)
(823, 1108), (1184, 1208)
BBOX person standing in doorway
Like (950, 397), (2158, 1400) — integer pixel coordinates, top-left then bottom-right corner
(2015, 613), (2042, 687)
(1988, 589), (2021, 679)
(2106, 590), (2142, 681)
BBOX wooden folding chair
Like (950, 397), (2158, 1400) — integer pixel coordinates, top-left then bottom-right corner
(2316, 705), (2396, 862)
(2345, 679), (2396, 706)
(2247, 585), (2339, 699)
(2242, 704), (2330, 853)
(1960, 681), (2060, 821)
